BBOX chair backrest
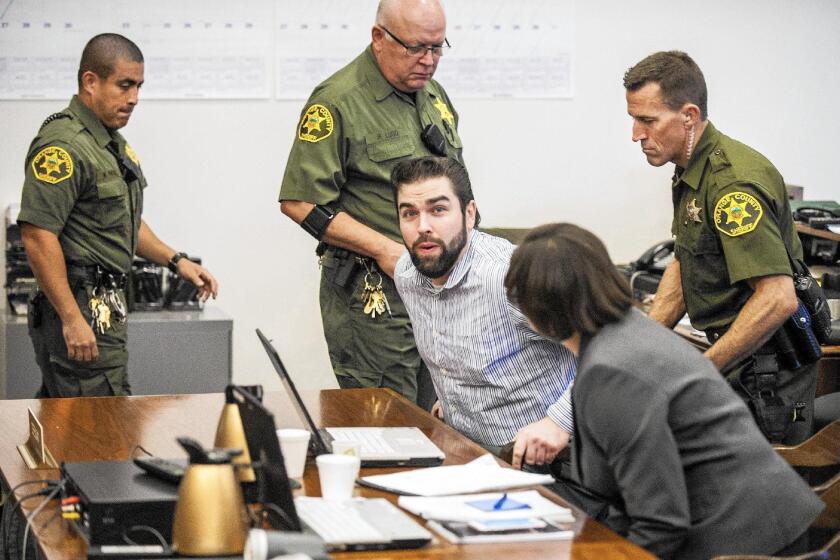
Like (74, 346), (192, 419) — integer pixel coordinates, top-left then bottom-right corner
(775, 420), (840, 468)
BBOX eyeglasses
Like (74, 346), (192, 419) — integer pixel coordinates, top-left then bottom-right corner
(379, 26), (450, 58)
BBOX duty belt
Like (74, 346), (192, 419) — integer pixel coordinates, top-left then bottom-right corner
(706, 326), (779, 375)
(66, 264), (128, 290)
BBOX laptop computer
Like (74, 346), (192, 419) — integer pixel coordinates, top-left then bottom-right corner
(256, 328), (445, 467)
(234, 384), (432, 552)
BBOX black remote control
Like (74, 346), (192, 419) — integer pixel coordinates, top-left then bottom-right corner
(133, 456), (187, 484)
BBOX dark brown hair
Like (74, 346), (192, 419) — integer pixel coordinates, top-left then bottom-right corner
(78, 33), (144, 88)
(391, 156), (481, 227)
(623, 51), (708, 120)
(505, 223), (632, 340)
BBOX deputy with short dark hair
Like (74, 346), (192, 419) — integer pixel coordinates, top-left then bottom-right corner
(279, 0), (464, 408)
(505, 223), (823, 560)
(19, 33), (218, 397)
(624, 51), (817, 444)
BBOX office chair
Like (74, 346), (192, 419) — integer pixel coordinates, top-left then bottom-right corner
(774, 420), (840, 468)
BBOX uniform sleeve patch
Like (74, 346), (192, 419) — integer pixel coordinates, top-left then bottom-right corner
(298, 104), (334, 143)
(31, 146), (74, 184)
(125, 144), (140, 166)
(713, 191), (763, 237)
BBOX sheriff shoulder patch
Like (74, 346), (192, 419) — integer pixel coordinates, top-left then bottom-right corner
(714, 191), (763, 237)
(125, 144), (140, 166)
(298, 104), (334, 143)
(32, 146), (74, 184)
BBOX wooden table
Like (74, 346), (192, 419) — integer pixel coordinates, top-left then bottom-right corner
(0, 388), (653, 559)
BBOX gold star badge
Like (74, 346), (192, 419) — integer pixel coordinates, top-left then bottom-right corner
(714, 191), (763, 237)
(298, 104), (334, 143)
(433, 97), (454, 127)
(687, 199), (702, 223)
(125, 144), (140, 166)
(32, 146), (74, 184)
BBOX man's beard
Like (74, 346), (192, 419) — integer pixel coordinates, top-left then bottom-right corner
(409, 222), (467, 281)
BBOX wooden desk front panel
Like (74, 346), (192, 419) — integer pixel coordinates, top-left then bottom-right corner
(0, 390), (652, 560)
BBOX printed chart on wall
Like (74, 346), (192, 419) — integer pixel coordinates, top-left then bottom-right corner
(274, 0), (575, 100)
(0, 0), (273, 100)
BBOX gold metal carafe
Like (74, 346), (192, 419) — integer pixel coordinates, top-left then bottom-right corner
(214, 386), (257, 483)
(171, 437), (249, 556)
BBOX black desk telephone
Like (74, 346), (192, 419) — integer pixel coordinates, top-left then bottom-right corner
(631, 239), (675, 274)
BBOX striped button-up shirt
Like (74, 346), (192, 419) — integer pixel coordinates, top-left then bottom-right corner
(395, 230), (576, 446)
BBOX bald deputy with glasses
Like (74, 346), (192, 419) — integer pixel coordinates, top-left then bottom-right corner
(279, 0), (464, 408)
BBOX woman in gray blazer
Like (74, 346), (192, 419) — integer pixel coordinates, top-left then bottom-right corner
(504, 223), (823, 560)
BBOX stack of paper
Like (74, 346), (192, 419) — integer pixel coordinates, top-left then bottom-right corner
(359, 454), (554, 496)
(397, 490), (577, 544)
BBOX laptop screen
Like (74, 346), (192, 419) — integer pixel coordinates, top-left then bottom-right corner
(255, 328), (331, 454)
(232, 384), (302, 531)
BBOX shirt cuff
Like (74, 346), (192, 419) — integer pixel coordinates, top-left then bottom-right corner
(546, 385), (574, 434)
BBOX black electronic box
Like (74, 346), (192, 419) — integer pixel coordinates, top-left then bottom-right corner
(61, 460), (179, 547)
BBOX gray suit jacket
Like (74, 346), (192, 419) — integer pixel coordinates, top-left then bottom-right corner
(571, 309), (823, 559)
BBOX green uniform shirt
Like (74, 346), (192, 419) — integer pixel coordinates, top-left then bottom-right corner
(18, 95), (146, 274)
(671, 121), (802, 332)
(279, 46), (464, 242)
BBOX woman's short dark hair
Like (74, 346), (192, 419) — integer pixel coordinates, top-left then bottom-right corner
(505, 223), (632, 340)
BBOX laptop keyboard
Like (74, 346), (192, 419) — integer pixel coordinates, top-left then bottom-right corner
(334, 429), (397, 455)
(296, 499), (386, 543)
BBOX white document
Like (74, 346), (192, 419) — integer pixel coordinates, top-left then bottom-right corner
(359, 454), (554, 496)
(398, 490), (575, 522)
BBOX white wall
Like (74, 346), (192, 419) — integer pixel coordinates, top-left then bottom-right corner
(1, 0), (839, 391)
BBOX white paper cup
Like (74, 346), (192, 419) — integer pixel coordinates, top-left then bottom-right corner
(276, 428), (311, 478)
(331, 440), (362, 458)
(316, 454), (360, 501)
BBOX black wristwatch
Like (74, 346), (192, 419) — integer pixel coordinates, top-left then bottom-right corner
(168, 252), (188, 273)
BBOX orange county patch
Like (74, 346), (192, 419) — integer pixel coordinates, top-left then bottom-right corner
(714, 191), (763, 237)
(298, 104), (334, 143)
(32, 146), (74, 184)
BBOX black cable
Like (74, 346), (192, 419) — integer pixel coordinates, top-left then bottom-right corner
(2, 480), (58, 554)
(129, 444), (154, 459)
(123, 524), (167, 548)
(21, 481), (64, 560)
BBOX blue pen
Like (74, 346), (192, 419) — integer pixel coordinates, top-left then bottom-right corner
(492, 493), (508, 510)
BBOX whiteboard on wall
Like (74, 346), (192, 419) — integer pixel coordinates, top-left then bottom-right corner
(0, 0), (574, 101)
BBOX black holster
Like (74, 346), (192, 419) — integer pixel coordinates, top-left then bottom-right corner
(27, 291), (45, 329)
(319, 244), (361, 289)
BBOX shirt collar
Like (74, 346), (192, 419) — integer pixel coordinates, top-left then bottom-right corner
(362, 45), (434, 104)
(361, 46), (399, 102)
(416, 228), (478, 293)
(69, 94), (115, 149)
(673, 120), (720, 191)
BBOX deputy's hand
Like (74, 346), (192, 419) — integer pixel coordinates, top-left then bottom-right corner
(63, 314), (99, 362)
(376, 241), (406, 279)
(431, 400), (445, 421)
(176, 259), (219, 301)
(511, 417), (570, 470)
